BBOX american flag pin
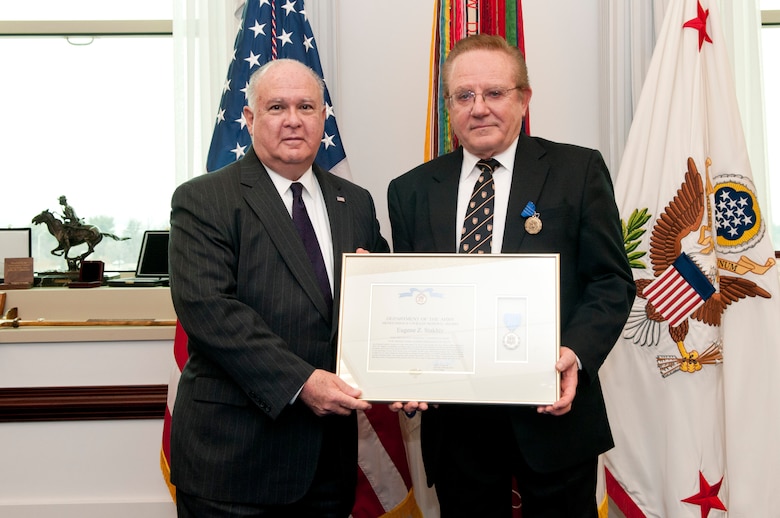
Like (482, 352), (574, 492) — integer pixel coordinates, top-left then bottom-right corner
(336, 196), (346, 203)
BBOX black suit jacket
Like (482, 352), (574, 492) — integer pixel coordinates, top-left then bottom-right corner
(169, 147), (389, 504)
(387, 134), (635, 478)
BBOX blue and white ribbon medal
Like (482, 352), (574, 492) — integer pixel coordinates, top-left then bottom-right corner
(502, 313), (522, 350)
(521, 201), (542, 234)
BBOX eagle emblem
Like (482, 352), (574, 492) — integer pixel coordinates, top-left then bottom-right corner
(622, 157), (773, 377)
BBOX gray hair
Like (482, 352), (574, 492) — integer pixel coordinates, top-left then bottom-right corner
(245, 58), (326, 111)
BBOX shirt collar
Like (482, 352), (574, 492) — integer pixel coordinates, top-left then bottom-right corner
(461, 136), (520, 177)
(265, 165), (316, 197)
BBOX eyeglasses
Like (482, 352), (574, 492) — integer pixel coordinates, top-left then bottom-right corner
(446, 87), (521, 108)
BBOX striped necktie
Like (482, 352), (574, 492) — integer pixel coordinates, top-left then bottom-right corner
(460, 158), (499, 254)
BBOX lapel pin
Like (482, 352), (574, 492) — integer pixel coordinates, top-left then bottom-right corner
(336, 196), (346, 203)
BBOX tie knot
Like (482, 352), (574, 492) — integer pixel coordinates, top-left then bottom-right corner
(290, 182), (304, 199)
(477, 158), (500, 174)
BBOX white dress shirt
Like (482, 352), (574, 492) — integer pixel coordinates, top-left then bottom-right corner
(266, 166), (334, 294)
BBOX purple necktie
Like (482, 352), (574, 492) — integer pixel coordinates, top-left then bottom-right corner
(290, 182), (332, 314)
(460, 158), (499, 254)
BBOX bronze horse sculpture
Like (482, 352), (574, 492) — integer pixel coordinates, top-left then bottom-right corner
(32, 209), (128, 271)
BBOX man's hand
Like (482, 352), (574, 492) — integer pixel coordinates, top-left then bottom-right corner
(389, 401), (430, 418)
(300, 369), (372, 417)
(536, 346), (578, 416)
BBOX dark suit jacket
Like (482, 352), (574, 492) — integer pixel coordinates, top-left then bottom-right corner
(387, 134), (635, 478)
(169, 147), (389, 504)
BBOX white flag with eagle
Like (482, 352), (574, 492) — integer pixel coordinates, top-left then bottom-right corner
(600, 0), (780, 516)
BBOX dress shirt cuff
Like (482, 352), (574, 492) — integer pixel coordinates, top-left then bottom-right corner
(290, 385), (304, 405)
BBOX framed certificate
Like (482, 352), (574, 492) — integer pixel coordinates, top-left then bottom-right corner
(336, 253), (560, 405)
(0, 228), (32, 279)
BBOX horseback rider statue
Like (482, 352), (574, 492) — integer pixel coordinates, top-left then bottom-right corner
(33, 195), (129, 272)
(58, 195), (83, 228)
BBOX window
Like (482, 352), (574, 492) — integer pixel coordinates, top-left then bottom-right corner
(763, 2), (780, 250)
(0, 1), (173, 273)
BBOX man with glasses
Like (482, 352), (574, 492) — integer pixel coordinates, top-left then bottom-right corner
(387, 34), (635, 517)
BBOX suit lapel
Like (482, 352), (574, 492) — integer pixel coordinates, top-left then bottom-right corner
(429, 150), (463, 252)
(239, 150), (331, 321)
(503, 135), (549, 252)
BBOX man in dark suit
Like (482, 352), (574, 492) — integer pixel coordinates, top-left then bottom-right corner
(388, 35), (636, 517)
(169, 58), (389, 517)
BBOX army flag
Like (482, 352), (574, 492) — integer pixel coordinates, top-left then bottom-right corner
(601, 0), (780, 516)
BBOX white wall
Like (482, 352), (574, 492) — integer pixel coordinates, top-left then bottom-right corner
(0, 339), (177, 518)
(523, 0), (601, 149)
(0, 420), (176, 518)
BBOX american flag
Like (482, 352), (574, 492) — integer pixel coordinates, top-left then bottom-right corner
(643, 252), (715, 327)
(206, 0), (350, 179)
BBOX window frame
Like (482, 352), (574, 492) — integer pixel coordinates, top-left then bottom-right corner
(0, 20), (171, 36)
(0, 18), (174, 275)
(763, 10), (780, 25)
(763, 10), (780, 253)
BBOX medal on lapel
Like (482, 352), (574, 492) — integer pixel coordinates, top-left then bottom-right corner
(521, 201), (542, 235)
